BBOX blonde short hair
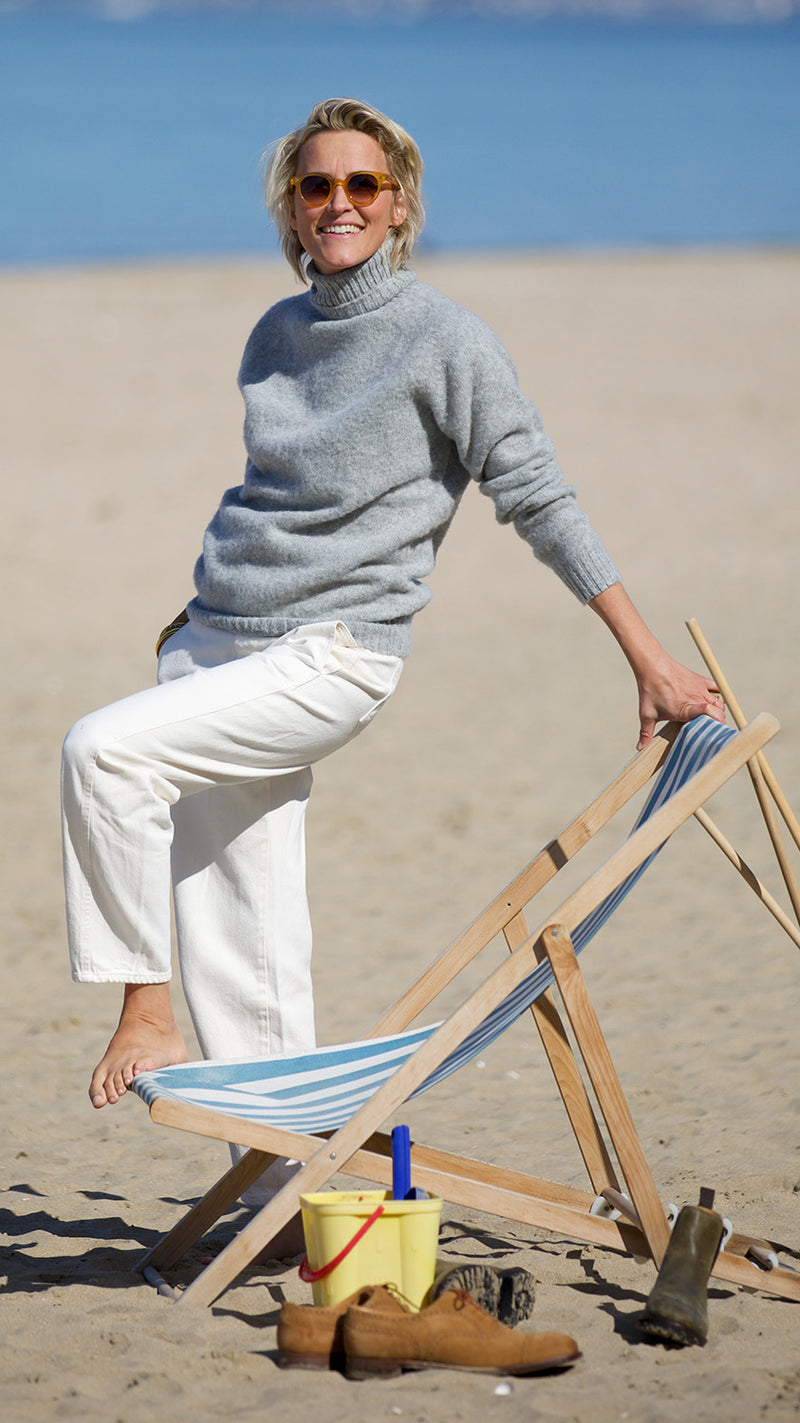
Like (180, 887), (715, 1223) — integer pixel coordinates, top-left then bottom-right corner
(263, 97), (425, 283)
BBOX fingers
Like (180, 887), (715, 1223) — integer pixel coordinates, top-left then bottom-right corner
(637, 718), (656, 751)
(683, 693), (726, 726)
(637, 687), (725, 751)
(705, 691), (726, 723)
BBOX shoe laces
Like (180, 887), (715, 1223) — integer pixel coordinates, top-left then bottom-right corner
(379, 1282), (417, 1311)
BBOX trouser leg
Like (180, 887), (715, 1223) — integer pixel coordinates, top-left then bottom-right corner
(170, 768), (315, 1062)
(172, 771), (317, 1204)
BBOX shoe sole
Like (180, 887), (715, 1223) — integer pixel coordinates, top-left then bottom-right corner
(276, 1348), (346, 1370)
(345, 1349), (581, 1380)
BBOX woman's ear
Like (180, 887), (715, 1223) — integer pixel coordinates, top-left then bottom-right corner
(391, 192), (407, 229)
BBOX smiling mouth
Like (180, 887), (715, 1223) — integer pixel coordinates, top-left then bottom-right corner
(319, 224), (363, 235)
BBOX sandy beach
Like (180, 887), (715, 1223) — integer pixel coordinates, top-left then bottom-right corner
(2, 248), (799, 1421)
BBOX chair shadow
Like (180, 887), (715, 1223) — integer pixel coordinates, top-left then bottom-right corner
(2, 1181), (305, 1324)
(436, 1217), (539, 1259)
(0, 1189), (224, 1296)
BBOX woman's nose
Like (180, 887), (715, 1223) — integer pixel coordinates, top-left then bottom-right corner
(326, 181), (352, 213)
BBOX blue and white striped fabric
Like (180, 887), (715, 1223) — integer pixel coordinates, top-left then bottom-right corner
(132, 1021), (438, 1129)
(133, 715), (737, 1132)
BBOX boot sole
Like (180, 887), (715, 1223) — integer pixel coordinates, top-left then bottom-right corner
(431, 1264), (536, 1327)
(637, 1313), (706, 1347)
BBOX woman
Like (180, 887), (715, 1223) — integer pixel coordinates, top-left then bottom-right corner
(62, 97), (723, 1204)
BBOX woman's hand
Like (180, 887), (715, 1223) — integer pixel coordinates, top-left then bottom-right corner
(589, 583), (725, 750)
(630, 645), (725, 750)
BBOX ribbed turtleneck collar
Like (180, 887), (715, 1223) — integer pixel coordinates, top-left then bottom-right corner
(307, 241), (415, 320)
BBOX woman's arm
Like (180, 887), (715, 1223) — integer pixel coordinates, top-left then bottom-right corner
(589, 583), (724, 750)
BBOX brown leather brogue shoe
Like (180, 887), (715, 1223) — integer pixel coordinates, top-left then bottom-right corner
(277, 1285), (408, 1370)
(343, 1288), (580, 1379)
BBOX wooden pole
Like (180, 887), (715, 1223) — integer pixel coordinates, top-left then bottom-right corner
(693, 807), (800, 951)
(686, 618), (800, 854)
(686, 618), (800, 926)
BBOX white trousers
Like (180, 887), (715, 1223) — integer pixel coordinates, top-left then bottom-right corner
(62, 619), (402, 1194)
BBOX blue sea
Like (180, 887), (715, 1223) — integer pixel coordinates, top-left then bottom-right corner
(2, 1), (799, 265)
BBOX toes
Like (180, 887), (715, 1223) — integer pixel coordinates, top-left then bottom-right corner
(89, 1068), (109, 1108)
(109, 1073), (127, 1101)
(89, 1066), (129, 1107)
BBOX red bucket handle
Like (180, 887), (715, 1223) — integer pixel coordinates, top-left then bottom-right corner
(299, 1203), (385, 1283)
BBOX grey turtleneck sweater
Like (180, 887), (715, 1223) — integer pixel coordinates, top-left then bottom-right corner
(189, 244), (620, 658)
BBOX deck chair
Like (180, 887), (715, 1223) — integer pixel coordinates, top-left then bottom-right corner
(131, 689), (800, 1309)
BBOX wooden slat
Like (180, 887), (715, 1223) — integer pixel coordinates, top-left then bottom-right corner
(542, 924), (671, 1268)
(406, 1140), (597, 1212)
(146, 1111), (603, 1217)
(712, 1253), (800, 1301)
(505, 910), (619, 1194)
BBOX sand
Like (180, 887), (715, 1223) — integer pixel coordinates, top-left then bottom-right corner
(1, 248), (799, 1421)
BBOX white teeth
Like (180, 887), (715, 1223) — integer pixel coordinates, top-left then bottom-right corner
(320, 225), (361, 234)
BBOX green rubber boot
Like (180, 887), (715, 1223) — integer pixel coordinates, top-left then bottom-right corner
(637, 1203), (725, 1346)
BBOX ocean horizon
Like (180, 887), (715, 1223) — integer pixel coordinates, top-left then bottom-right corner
(2, 1), (799, 265)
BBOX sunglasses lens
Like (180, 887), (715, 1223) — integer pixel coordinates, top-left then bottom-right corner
(298, 175), (333, 206)
(347, 173), (382, 206)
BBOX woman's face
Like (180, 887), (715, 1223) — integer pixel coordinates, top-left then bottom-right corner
(290, 130), (406, 275)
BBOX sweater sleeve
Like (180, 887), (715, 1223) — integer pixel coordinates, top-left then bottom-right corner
(437, 312), (621, 604)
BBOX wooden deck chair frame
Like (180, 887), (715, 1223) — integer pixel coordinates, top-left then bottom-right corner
(133, 654), (800, 1309)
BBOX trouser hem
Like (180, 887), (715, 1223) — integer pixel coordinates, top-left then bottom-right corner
(71, 971), (173, 985)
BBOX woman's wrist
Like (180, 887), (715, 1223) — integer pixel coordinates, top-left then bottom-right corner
(588, 582), (664, 675)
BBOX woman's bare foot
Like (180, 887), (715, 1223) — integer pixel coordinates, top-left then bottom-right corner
(89, 982), (188, 1108)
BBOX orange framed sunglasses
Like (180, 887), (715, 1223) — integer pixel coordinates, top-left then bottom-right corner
(289, 171), (399, 208)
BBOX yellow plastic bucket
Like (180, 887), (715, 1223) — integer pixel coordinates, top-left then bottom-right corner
(299, 1189), (442, 1309)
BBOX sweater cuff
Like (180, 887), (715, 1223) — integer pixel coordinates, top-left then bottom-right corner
(551, 548), (622, 605)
